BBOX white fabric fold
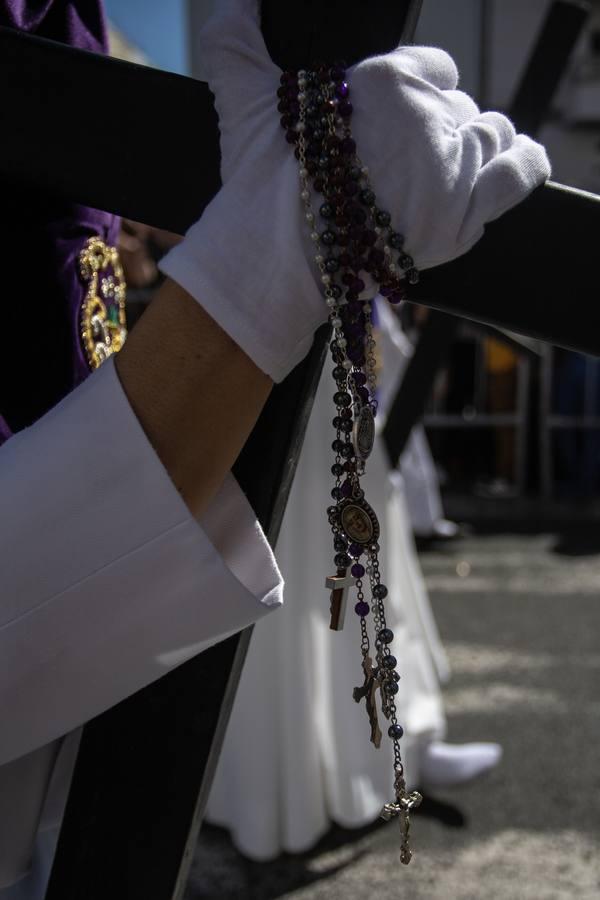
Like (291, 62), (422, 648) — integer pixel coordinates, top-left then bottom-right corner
(0, 358), (282, 767)
(160, 0), (550, 382)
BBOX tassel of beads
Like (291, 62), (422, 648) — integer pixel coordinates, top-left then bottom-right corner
(278, 62), (422, 865)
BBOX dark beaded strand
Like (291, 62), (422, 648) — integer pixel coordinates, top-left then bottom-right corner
(278, 63), (422, 865)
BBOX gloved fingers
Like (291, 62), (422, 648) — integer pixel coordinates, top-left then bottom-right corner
(469, 132), (551, 200)
(456, 111), (518, 165)
(351, 51), (479, 140)
(353, 45), (460, 92)
(454, 129), (551, 248)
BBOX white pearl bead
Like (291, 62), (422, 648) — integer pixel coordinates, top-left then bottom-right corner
(298, 92), (306, 102)
(296, 122), (306, 133)
(311, 231), (319, 242)
(299, 167), (308, 178)
(361, 166), (369, 177)
(388, 263), (397, 274)
(331, 317), (342, 328)
(384, 245), (391, 255)
(374, 226), (382, 235)
(301, 189), (310, 201)
(338, 337), (347, 348)
(321, 274), (332, 284)
(326, 296), (337, 308)
(306, 212), (314, 222)
(343, 359), (352, 370)
(315, 255), (324, 265)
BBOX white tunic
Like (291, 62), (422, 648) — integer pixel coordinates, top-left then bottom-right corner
(0, 358), (283, 895)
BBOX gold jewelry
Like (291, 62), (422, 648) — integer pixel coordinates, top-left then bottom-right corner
(79, 236), (127, 369)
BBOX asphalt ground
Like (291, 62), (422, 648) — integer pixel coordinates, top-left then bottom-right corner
(188, 526), (600, 900)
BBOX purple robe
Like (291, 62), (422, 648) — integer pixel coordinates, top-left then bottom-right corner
(0, 0), (120, 442)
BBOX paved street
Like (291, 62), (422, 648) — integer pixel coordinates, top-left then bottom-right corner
(189, 526), (600, 900)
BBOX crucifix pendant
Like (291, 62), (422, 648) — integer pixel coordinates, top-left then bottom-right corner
(380, 791), (423, 865)
(325, 569), (356, 631)
(352, 655), (382, 747)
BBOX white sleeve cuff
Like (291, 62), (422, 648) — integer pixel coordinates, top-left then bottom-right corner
(0, 358), (282, 765)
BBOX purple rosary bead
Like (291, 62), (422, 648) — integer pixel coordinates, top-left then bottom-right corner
(355, 601), (370, 617)
(348, 542), (364, 557)
(340, 479), (353, 498)
(369, 248), (385, 267)
(388, 288), (406, 305)
(336, 81), (349, 99)
(351, 563), (365, 578)
(344, 322), (365, 340)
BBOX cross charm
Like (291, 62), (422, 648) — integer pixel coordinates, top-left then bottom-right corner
(352, 655), (382, 748)
(325, 569), (356, 631)
(380, 791), (423, 865)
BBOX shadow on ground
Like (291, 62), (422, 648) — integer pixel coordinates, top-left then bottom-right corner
(188, 529), (600, 900)
(189, 795), (465, 900)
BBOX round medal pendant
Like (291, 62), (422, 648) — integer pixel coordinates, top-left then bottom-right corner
(339, 498), (380, 545)
(353, 405), (375, 461)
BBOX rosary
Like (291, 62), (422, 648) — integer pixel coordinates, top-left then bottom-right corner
(278, 63), (423, 864)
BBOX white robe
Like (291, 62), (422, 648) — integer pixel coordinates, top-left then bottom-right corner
(401, 425), (445, 536)
(206, 323), (449, 860)
(375, 301), (446, 536)
(0, 359), (283, 897)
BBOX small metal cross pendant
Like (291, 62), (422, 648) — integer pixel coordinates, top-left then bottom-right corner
(352, 655), (382, 748)
(325, 569), (356, 631)
(380, 791), (423, 865)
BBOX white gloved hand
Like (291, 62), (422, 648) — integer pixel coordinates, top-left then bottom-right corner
(160, 0), (550, 382)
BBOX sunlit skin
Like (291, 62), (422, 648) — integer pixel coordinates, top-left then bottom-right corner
(116, 278), (273, 517)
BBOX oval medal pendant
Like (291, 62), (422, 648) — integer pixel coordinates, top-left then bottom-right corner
(339, 498), (380, 545)
(353, 405), (375, 461)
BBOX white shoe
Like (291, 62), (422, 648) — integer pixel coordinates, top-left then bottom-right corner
(419, 740), (502, 789)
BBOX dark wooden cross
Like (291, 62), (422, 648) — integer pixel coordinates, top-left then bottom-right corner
(352, 655), (383, 748)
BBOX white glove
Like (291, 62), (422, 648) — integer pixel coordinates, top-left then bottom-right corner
(160, 0), (550, 382)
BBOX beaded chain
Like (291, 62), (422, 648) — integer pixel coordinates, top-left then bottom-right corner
(278, 62), (423, 865)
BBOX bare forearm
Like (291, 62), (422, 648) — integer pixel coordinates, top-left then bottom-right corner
(115, 278), (272, 517)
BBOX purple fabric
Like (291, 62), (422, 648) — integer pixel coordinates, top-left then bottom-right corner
(0, 0), (120, 446)
(0, 414), (12, 446)
(0, 0), (108, 52)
